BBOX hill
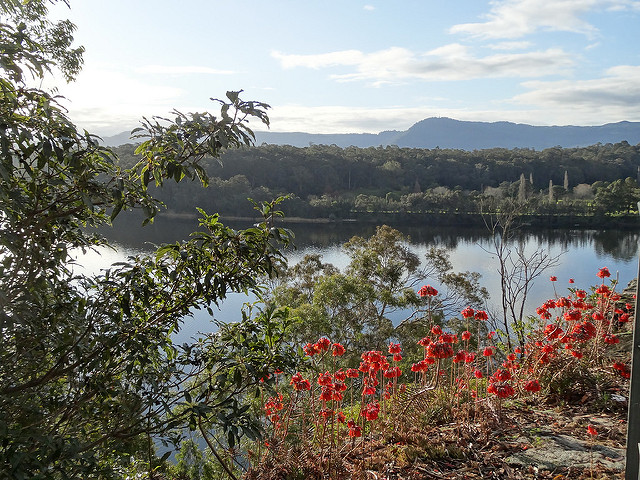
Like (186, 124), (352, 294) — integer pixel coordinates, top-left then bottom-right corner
(101, 118), (640, 150)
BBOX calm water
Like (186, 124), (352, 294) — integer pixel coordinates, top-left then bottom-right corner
(76, 213), (640, 342)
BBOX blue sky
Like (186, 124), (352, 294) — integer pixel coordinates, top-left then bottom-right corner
(50, 0), (640, 136)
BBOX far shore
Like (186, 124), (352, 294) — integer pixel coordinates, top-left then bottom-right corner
(157, 210), (640, 230)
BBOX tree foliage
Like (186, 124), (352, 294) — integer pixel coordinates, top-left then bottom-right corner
(0, 2), (296, 478)
(269, 225), (488, 359)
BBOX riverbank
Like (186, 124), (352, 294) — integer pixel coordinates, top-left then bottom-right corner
(160, 210), (640, 230)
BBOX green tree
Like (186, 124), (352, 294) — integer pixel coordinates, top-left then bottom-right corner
(270, 226), (488, 359)
(0, 2), (295, 478)
(593, 177), (640, 214)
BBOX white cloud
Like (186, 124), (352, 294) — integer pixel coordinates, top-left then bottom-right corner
(487, 41), (534, 50)
(513, 64), (640, 123)
(273, 45), (574, 84)
(136, 65), (236, 75)
(449, 0), (639, 39)
(271, 50), (363, 69)
(364, 4), (375, 11)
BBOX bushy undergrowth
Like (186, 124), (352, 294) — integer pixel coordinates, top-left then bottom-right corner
(241, 267), (632, 479)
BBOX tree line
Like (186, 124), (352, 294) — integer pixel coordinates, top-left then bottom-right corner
(113, 141), (640, 222)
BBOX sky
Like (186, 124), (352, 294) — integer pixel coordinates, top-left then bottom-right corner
(48, 0), (640, 137)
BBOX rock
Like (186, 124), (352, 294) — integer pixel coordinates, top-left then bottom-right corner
(506, 433), (625, 472)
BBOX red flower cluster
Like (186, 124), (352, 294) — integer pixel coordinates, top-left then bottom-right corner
(347, 419), (362, 437)
(613, 362), (631, 379)
(523, 379), (541, 392)
(290, 372), (311, 391)
(418, 285), (438, 297)
(361, 402), (380, 421)
(264, 394), (284, 422)
(488, 380), (515, 399)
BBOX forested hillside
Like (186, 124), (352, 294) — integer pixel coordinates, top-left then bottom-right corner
(113, 141), (640, 223)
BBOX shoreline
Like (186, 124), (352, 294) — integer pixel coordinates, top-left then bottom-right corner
(158, 210), (640, 230)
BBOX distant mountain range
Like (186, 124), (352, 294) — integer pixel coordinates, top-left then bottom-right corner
(101, 117), (640, 151)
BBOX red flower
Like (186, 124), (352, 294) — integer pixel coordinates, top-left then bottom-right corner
(488, 382), (515, 399)
(569, 278), (575, 284)
(330, 342), (345, 356)
(475, 310), (488, 321)
(550, 276), (557, 282)
(523, 380), (541, 392)
(362, 385), (376, 395)
(603, 334), (620, 345)
(427, 341), (454, 359)
(346, 368), (359, 378)
(418, 285), (438, 297)
(290, 372), (311, 391)
(612, 362), (631, 379)
(431, 325), (443, 335)
(452, 350), (466, 363)
(388, 342), (402, 354)
(393, 353), (402, 362)
(334, 381), (347, 392)
(361, 402), (380, 421)
(493, 369), (512, 382)
(563, 309), (582, 322)
(482, 347), (494, 357)
(587, 425), (598, 436)
(461, 307), (475, 319)
(440, 332), (456, 344)
(461, 330), (472, 341)
(318, 371), (333, 386)
(597, 267), (611, 279)
(347, 420), (362, 437)
(303, 343), (316, 357)
(536, 307), (551, 319)
(316, 337), (331, 352)
(319, 408), (334, 420)
(544, 324), (563, 340)
(319, 386), (334, 401)
(592, 311), (605, 321)
(383, 366), (402, 378)
(474, 370), (483, 378)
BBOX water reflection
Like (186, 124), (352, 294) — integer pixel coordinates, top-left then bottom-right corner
(100, 212), (639, 263)
(81, 212), (639, 342)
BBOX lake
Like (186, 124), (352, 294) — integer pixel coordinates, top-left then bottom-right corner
(76, 213), (640, 342)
